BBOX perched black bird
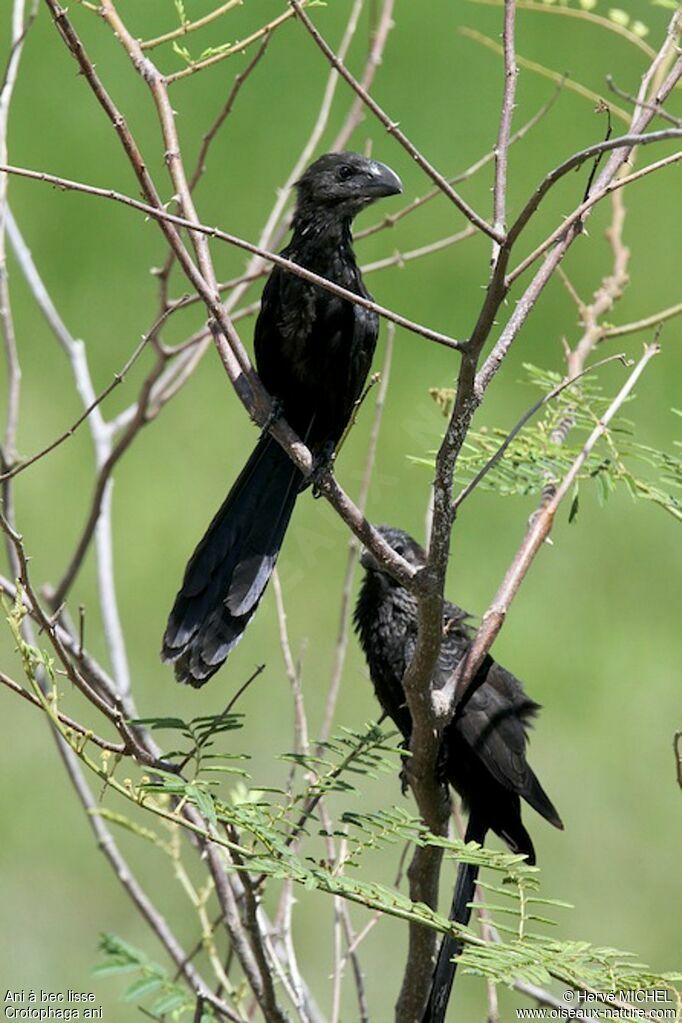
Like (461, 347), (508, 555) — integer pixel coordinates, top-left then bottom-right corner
(353, 526), (563, 1023)
(162, 153), (402, 686)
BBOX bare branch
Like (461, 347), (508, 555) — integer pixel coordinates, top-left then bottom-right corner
(154, 33), (271, 305)
(361, 227), (476, 275)
(0, 323), (150, 482)
(273, 570), (310, 765)
(48, 357), (165, 608)
(0, 518), (173, 769)
(189, 35), (272, 194)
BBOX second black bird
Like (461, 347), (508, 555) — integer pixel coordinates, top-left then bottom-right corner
(162, 153), (402, 686)
(354, 526), (563, 1023)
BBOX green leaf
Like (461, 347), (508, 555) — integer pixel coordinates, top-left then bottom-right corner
(151, 992), (188, 1014)
(123, 977), (164, 1001)
(129, 716), (189, 731)
(186, 784), (218, 826)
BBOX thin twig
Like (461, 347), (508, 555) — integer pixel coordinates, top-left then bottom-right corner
(600, 301), (682, 341)
(48, 357), (166, 608)
(361, 227), (476, 274)
(141, 0), (243, 51)
(273, 571), (310, 765)
(478, 49), (682, 395)
(508, 148), (682, 286)
(165, 8), (303, 84)
(0, 518), (175, 770)
(492, 0), (517, 251)
(606, 75), (682, 128)
(154, 33), (271, 303)
(507, 127), (682, 253)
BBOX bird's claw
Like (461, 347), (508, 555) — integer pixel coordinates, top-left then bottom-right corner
(311, 443), (336, 498)
(399, 742), (411, 795)
(261, 397), (284, 435)
(399, 762), (410, 796)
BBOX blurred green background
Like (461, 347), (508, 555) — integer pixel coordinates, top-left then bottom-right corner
(1, 0), (680, 1019)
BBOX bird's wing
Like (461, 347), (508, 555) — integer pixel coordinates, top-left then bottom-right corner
(454, 660), (562, 827)
(433, 614), (562, 828)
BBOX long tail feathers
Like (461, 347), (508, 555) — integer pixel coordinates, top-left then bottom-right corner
(162, 435), (302, 686)
(422, 819), (487, 1023)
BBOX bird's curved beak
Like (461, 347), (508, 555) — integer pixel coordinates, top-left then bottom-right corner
(364, 160), (403, 197)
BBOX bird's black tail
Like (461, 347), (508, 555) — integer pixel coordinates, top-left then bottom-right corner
(422, 818), (487, 1023)
(162, 434), (302, 686)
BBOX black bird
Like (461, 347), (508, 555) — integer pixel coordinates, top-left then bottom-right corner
(353, 526), (563, 1023)
(162, 153), (402, 686)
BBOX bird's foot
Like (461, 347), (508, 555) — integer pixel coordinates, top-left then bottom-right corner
(261, 397), (285, 435)
(399, 742), (411, 795)
(311, 443), (336, 498)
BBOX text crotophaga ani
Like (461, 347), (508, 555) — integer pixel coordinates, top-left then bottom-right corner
(354, 526), (563, 1023)
(162, 153), (402, 686)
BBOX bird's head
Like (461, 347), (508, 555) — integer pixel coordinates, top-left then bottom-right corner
(295, 152), (402, 220)
(360, 525), (426, 575)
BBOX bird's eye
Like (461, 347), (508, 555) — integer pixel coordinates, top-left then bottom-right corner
(337, 165), (355, 181)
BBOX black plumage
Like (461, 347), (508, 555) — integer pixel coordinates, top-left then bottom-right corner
(162, 153), (402, 686)
(353, 526), (563, 1023)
